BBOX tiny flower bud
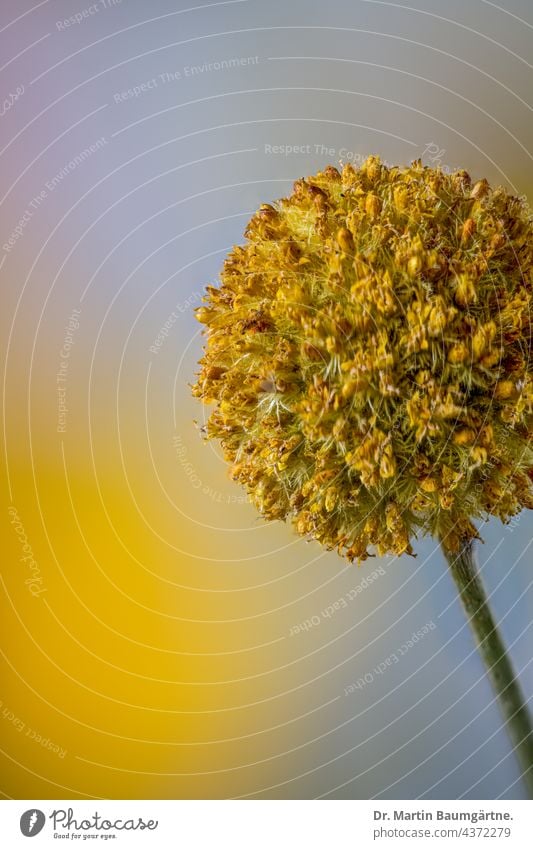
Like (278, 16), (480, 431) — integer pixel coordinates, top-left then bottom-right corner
(461, 218), (476, 243)
(470, 179), (489, 200)
(336, 227), (354, 253)
(365, 193), (381, 219)
(448, 343), (469, 364)
(494, 380), (516, 399)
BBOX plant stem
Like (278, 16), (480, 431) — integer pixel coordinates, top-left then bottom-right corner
(440, 538), (533, 798)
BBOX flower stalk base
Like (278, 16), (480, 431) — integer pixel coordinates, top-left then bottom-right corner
(441, 538), (533, 798)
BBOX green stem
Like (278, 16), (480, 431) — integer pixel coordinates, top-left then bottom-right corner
(440, 538), (533, 798)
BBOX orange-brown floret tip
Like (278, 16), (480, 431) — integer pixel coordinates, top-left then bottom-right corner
(192, 157), (533, 561)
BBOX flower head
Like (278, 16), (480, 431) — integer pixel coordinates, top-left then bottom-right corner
(192, 157), (533, 560)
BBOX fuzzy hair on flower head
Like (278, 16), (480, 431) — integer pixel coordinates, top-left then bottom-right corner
(192, 156), (533, 561)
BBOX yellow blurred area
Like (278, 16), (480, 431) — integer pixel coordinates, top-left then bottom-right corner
(1, 408), (342, 799)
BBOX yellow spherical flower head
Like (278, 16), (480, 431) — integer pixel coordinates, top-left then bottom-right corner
(192, 157), (533, 560)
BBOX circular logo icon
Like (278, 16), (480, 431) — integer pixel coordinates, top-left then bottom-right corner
(20, 810), (46, 837)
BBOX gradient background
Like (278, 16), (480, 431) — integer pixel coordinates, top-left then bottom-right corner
(1, 0), (532, 800)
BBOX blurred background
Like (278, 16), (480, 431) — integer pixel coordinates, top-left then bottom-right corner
(1, 0), (532, 800)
